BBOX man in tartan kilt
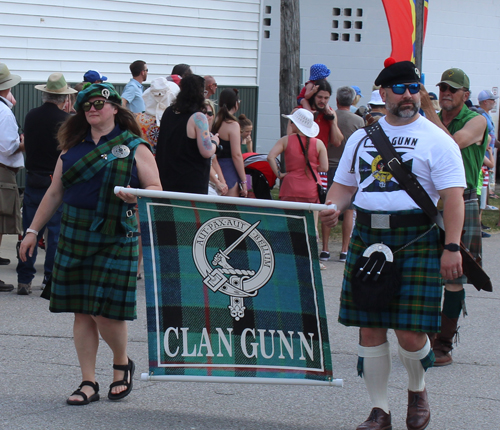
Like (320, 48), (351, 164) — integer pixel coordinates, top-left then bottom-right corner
(320, 58), (466, 430)
(420, 68), (488, 366)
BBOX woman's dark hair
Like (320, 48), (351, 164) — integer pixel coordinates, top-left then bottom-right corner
(171, 63), (192, 77)
(171, 74), (206, 115)
(57, 103), (142, 150)
(238, 114), (252, 130)
(212, 88), (239, 133)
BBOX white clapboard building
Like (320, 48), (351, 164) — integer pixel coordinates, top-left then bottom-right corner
(1, 0), (499, 153)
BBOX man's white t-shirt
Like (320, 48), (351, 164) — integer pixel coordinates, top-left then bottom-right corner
(334, 115), (466, 212)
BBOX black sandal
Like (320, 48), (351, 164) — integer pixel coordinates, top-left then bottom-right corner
(108, 357), (135, 401)
(66, 380), (100, 405)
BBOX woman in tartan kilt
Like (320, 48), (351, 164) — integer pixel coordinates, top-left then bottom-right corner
(19, 83), (162, 405)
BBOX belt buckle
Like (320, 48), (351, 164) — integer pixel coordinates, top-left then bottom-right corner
(126, 209), (134, 218)
(126, 231), (134, 238)
(371, 214), (391, 229)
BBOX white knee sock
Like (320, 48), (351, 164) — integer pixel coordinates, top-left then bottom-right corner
(398, 336), (430, 392)
(358, 342), (391, 414)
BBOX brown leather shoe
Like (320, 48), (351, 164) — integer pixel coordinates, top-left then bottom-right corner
(406, 388), (430, 430)
(433, 348), (452, 366)
(356, 407), (392, 430)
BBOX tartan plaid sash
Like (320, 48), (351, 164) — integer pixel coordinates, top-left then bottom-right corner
(62, 130), (146, 235)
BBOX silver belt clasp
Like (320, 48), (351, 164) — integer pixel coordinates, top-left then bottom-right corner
(371, 214), (391, 229)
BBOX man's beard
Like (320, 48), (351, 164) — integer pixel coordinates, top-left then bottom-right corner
(386, 99), (420, 118)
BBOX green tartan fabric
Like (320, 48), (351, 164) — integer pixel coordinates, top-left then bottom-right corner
(339, 208), (443, 333)
(420, 349), (435, 371)
(445, 199), (481, 286)
(50, 204), (139, 320)
(139, 198), (334, 382)
(61, 130), (146, 236)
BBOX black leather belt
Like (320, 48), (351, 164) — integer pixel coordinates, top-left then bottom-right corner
(463, 189), (477, 201)
(356, 212), (432, 229)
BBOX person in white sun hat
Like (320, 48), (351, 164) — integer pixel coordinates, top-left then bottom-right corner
(267, 108), (328, 257)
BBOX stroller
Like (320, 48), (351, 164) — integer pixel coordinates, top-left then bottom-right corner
(243, 153), (280, 200)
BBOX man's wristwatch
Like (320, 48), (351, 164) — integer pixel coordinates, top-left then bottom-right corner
(444, 243), (460, 252)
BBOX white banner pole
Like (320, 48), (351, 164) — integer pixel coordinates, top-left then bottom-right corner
(140, 373), (343, 387)
(114, 187), (336, 212)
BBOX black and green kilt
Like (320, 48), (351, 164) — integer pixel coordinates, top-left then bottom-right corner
(50, 204), (139, 320)
(445, 198), (481, 286)
(339, 208), (443, 332)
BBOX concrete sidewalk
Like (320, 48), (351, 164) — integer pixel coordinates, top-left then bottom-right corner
(0, 233), (499, 430)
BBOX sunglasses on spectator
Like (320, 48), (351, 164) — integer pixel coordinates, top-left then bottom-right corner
(205, 111), (214, 117)
(82, 100), (112, 112)
(438, 83), (464, 94)
(386, 83), (421, 95)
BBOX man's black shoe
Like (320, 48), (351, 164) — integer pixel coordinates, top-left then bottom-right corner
(0, 256), (10, 265)
(0, 280), (14, 292)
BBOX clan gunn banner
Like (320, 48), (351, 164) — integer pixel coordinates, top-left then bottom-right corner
(131, 189), (341, 387)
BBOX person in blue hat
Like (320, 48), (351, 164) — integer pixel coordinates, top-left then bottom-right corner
(350, 85), (364, 113)
(83, 70), (108, 84)
(297, 63), (331, 112)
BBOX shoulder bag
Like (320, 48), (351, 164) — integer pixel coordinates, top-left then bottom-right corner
(297, 135), (326, 204)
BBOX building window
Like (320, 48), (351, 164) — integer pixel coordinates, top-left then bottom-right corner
(331, 7), (363, 42)
(264, 7), (272, 39)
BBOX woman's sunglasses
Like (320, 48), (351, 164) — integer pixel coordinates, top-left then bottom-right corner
(82, 100), (112, 112)
(386, 83), (421, 95)
(438, 83), (463, 94)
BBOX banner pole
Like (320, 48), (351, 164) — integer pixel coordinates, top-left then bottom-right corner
(114, 187), (336, 212)
(141, 373), (343, 387)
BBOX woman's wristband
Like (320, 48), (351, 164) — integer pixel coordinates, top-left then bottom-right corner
(26, 228), (39, 236)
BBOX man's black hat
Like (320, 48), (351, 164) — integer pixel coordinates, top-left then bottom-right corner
(375, 58), (421, 87)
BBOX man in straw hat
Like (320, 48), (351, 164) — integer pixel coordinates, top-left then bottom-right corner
(0, 62), (23, 292)
(320, 58), (467, 430)
(15, 73), (76, 295)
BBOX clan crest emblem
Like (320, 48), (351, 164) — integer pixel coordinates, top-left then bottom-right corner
(192, 217), (275, 321)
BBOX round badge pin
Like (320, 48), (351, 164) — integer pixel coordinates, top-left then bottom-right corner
(111, 145), (130, 158)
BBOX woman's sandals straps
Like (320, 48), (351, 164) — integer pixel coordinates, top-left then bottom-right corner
(66, 380), (100, 406)
(108, 358), (135, 401)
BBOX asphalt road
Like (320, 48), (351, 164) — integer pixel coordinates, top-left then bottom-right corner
(1, 232), (499, 430)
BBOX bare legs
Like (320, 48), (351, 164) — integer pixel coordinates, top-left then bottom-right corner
(67, 313), (130, 402)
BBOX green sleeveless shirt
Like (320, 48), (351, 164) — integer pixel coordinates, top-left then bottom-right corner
(439, 104), (488, 191)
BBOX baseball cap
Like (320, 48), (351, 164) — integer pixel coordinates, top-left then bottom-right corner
(352, 85), (363, 97)
(83, 70), (108, 83)
(437, 68), (469, 90)
(477, 90), (498, 102)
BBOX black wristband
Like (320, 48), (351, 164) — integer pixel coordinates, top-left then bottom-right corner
(444, 243), (460, 252)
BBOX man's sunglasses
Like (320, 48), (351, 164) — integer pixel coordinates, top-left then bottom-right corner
(438, 83), (464, 94)
(82, 100), (113, 112)
(386, 83), (421, 95)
